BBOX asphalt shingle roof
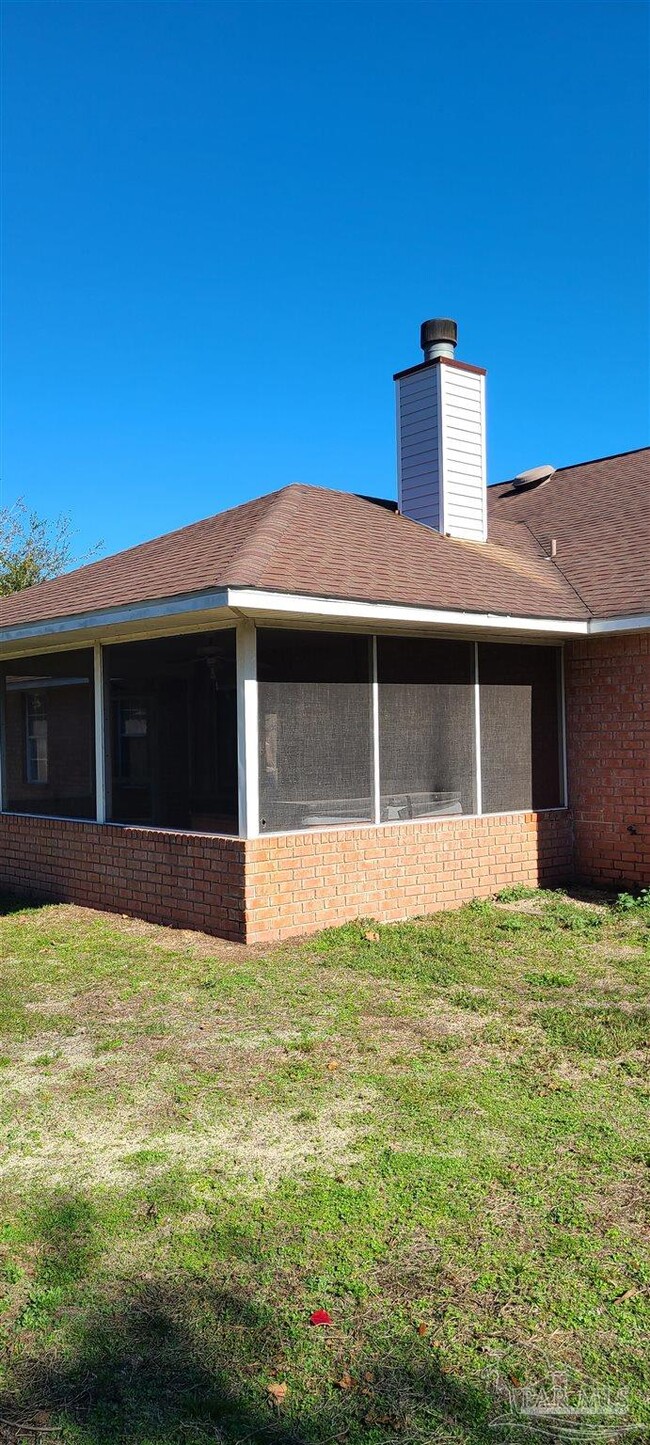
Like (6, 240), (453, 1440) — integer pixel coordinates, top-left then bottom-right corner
(488, 447), (650, 618)
(0, 447), (647, 632)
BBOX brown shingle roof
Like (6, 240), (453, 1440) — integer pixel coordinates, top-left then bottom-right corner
(1, 447), (647, 633)
(488, 447), (650, 618)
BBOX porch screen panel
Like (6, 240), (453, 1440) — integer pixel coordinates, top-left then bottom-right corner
(377, 637), (475, 820)
(257, 629), (373, 832)
(105, 630), (237, 833)
(1, 648), (96, 818)
(478, 643), (562, 813)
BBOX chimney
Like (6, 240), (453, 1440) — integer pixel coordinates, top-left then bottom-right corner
(394, 319), (487, 543)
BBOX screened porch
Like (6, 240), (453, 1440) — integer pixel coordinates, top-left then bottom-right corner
(0, 624), (565, 836)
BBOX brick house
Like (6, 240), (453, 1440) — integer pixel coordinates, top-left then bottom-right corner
(0, 320), (648, 943)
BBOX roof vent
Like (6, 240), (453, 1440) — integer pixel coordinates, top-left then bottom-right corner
(511, 464), (556, 492)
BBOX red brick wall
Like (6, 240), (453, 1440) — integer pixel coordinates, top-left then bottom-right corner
(0, 814), (247, 941)
(244, 810), (573, 943)
(565, 632), (650, 887)
(0, 807), (573, 944)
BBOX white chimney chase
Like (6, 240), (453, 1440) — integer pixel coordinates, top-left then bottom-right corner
(395, 319), (487, 543)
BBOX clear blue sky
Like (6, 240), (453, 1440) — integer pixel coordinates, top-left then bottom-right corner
(1, 0), (648, 560)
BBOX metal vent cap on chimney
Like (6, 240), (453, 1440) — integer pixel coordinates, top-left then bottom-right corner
(420, 317), (458, 361)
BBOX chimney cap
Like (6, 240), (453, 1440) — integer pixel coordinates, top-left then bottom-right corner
(420, 318), (458, 354)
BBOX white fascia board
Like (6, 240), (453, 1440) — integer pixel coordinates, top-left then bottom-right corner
(1, 586), (647, 662)
(226, 587), (589, 637)
(587, 613), (650, 634)
(0, 588), (232, 657)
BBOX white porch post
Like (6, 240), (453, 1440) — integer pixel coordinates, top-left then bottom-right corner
(473, 641), (483, 816)
(236, 619), (259, 838)
(371, 635), (381, 825)
(93, 642), (107, 823)
(559, 644), (569, 807)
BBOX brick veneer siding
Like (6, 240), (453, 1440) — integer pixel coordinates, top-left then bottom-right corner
(243, 811), (573, 943)
(0, 807), (573, 943)
(0, 814), (247, 941)
(564, 632), (650, 887)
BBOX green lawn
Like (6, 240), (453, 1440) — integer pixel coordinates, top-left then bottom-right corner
(0, 887), (648, 1444)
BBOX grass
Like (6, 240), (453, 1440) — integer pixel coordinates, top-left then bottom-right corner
(0, 887), (648, 1443)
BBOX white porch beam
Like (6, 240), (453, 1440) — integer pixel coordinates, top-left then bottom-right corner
(236, 619), (259, 839)
(226, 587), (594, 638)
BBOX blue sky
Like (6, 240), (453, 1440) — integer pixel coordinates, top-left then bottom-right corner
(1, 0), (648, 560)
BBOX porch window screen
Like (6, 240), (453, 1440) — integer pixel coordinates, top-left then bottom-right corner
(257, 629), (373, 832)
(478, 643), (562, 813)
(105, 630), (237, 833)
(1, 648), (96, 818)
(377, 636), (475, 820)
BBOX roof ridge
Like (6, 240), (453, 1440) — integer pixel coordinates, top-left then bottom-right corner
(552, 444), (649, 474)
(227, 484), (307, 587)
(490, 443), (649, 491)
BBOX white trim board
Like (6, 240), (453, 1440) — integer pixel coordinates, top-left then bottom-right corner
(0, 589), (231, 652)
(1, 585), (648, 661)
(227, 590), (650, 637)
(236, 619), (260, 838)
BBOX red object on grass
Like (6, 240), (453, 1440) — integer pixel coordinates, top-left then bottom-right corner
(310, 1309), (333, 1326)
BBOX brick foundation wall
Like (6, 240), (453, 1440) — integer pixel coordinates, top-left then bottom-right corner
(565, 632), (650, 887)
(244, 810), (574, 944)
(0, 814), (247, 941)
(0, 807), (573, 944)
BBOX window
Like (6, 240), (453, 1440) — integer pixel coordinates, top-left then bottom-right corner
(378, 637), (476, 819)
(478, 643), (563, 813)
(25, 692), (48, 783)
(258, 629), (373, 832)
(0, 649), (96, 818)
(115, 699), (149, 785)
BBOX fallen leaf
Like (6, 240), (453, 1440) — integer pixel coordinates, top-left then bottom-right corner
(334, 1371), (354, 1390)
(267, 1382), (288, 1406)
(613, 1286), (642, 1303)
(417, 1322), (429, 1337)
(310, 1308), (333, 1326)
(364, 930), (380, 942)
(326, 1060), (339, 1072)
(363, 1371), (374, 1383)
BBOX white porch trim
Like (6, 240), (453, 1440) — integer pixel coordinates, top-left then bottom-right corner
(93, 643), (107, 824)
(1, 587), (648, 663)
(473, 641), (483, 816)
(226, 588), (588, 637)
(371, 635), (381, 825)
(236, 619), (259, 839)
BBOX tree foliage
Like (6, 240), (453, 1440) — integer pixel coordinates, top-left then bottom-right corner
(0, 499), (99, 596)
